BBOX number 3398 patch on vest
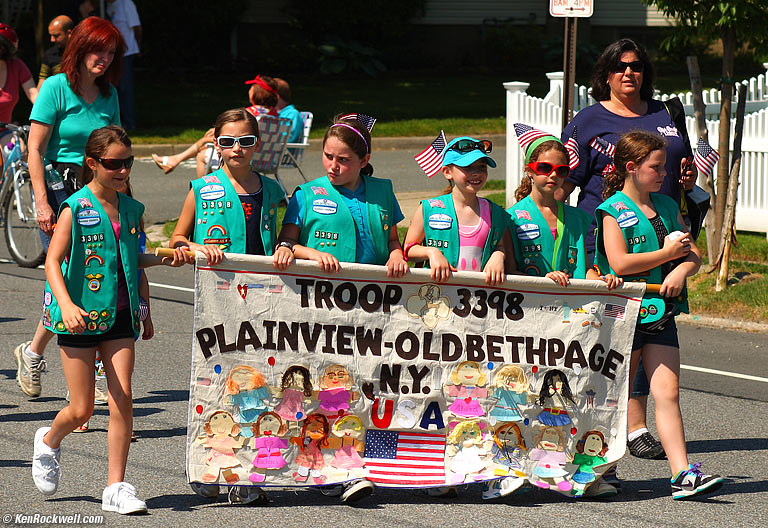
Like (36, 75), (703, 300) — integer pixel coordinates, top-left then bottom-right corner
(515, 223), (540, 240)
(312, 198), (337, 215)
(428, 213), (452, 230)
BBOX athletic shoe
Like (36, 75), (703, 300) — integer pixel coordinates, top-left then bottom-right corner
(94, 383), (108, 405)
(602, 466), (622, 490)
(628, 431), (666, 460)
(189, 482), (219, 499)
(101, 482), (148, 514)
(582, 477), (619, 499)
(14, 342), (45, 397)
(671, 462), (724, 500)
(341, 479), (374, 503)
(227, 486), (269, 505)
(32, 427), (61, 495)
(481, 479), (503, 500)
(499, 476), (528, 496)
(318, 484), (344, 497)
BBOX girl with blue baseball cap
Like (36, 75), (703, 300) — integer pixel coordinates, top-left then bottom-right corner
(404, 136), (516, 285)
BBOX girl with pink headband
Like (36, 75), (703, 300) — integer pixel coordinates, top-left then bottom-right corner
(274, 115), (407, 279)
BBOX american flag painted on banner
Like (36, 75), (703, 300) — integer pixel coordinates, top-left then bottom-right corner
(693, 138), (720, 177)
(339, 112), (377, 132)
(414, 131), (447, 177)
(604, 303), (625, 320)
(513, 123), (552, 153)
(363, 430), (447, 486)
(564, 126), (580, 169)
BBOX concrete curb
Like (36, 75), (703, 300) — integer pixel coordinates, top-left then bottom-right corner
(132, 134), (508, 157)
(677, 313), (768, 334)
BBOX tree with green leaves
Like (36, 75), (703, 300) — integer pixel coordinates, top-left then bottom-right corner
(643, 1), (768, 263)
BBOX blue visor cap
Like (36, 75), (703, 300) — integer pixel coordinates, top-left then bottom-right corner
(442, 136), (497, 168)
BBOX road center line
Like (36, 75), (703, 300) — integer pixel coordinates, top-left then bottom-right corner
(148, 281), (194, 293)
(681, 364), (768, 383)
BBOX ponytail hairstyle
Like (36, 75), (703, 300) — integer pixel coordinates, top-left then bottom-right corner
(213, 107), (260, 139)
(79, 125), (132, 188)
(248, 75), (279, 108)
(514, 139), (569, 202)
(324, 115), (373, 177)
(602, 130), (667, 200)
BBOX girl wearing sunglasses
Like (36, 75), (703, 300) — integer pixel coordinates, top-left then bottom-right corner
(33, 126), (184, 514)
(510, 131), (621, 289)
(171, 108), (284, 269)
(404, 136), (516, 286)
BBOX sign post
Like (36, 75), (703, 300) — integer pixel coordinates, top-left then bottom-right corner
(550, 0), (595, 131)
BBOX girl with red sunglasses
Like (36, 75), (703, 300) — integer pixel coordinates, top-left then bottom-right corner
(510, 131), (621, 289)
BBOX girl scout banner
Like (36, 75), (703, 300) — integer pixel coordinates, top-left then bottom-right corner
(187, 254), (643, 495)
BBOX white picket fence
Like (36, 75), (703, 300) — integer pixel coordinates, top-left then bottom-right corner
(505, 67), (768, 237)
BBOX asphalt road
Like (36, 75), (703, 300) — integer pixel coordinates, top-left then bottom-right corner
(1, 151), (767, 526)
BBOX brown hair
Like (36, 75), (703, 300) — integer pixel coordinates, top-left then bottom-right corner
(281, 365), (313, 397)
(493, 422), (526, 451)
(249, 75), (278, 108)
(275, 78), (291, 103)
(576, 430), (609, 456)
(203, 410), (240, 436)
(60, 16), (125, 97)
(251, 411), (288, 437)
(602, 130), (667, 199)
(324, 115), (373, 176)
(590, 38), (655, 102)
(213, 108), (260, 139)
(514, 140), (569, 202)
(79, 125), (131, 188)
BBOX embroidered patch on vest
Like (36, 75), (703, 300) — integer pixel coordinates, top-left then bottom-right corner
(515, 223), (541, 240)
(312, 198), (337, 215)
(76, 198), (92, 208)
(199, 184), (226, 201)
(76, 208), (101, 226)
(202, 174), (220, 183)
(515, 209), (531, 220)
(616, 211), (639, 228)
(427, 213), (452, 230)
(611, 201), (629, 211)
(311, 186), (328, 196)
(427, 199), (445, 209)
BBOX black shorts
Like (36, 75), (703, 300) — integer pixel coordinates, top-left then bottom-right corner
(631, 318), (679, 351)
(57, 309), (134, 348)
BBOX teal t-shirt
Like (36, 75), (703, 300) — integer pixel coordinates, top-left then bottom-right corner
(29, 73), (121, 164)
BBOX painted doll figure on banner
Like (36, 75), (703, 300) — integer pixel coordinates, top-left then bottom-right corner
(186, 254), (643, 495)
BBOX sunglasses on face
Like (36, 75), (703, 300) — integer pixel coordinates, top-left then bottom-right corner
(612, 60), (644, 73)
(448, 139), (493, 154)
(527, 161), (570, 178)
(216, 135), (258, 148)
(96, 156), (134, 170)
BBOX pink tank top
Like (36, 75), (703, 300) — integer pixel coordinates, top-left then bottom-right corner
(111, 220), (129, 311)
(457, 199), (491, 272)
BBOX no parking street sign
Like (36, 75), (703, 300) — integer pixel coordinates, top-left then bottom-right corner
(550, 0), (594, 18)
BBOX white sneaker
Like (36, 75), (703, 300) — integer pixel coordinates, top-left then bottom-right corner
(32, 427), (61, 495)
(227, 485), (269, 505)
(341, 479), (374, 503)
(102, 482), (147, 514)
(481, 479), (502, 500)
(15, 342), (45, 397)
(94, 383), (108, 405)
(190, 482), (219, 499)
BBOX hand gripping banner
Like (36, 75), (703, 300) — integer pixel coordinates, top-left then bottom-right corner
(187, 254), (642, 495)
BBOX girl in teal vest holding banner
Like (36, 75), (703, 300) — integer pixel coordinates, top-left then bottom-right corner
(510, 129), (621, 289)
(32, 126), (172, 514)
(171, 108), (284, 266)
(404, 136), (515, 286)
(595, 130), (723, 500)
(274, 115), (408, 279)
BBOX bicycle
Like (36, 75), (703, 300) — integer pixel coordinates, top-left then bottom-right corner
(0, 122), (46, 268)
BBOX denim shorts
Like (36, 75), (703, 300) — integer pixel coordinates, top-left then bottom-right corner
(57, 309), (134, 348)
(630, 319), (679, 396)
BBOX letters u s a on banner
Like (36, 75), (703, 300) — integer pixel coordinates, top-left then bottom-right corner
(187, 255), (641, 493)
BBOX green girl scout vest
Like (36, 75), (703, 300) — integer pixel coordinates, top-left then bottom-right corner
(43, 186), (144, 338)
(508, 196), (591, 279)
(421, 194), (510, 269)
(297, 175), (394, 264)
(191, 169), (282, 255)
(595, 191), (689, 325)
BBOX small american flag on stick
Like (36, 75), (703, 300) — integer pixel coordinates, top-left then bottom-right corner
(513, 123), (553, 153)
(414, 131), (447, 177)
(693, 138), (720, 177)
(339, 112), (377, 132)
(363, 430), (447, 486)
(564, 126), (580, 169)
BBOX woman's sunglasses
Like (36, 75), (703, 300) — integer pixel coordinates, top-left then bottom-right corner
(448, 139), (493, 154)
(96, 156), (134, 170)
(612, 60), (644, 73)
(216, 135), (258, 148)
(527, 161), (570, 178)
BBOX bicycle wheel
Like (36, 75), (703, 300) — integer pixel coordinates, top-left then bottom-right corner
(3, 168), (46, 268)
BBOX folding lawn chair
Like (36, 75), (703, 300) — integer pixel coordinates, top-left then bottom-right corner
(280, 111), (313, 182)
(251, 115), (293, 201)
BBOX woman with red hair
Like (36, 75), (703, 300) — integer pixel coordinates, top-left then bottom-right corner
(13, 16), (125, 406)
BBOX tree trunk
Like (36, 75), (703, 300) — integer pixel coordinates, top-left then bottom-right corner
(715, 83), (746, 292)
(714, 27), (736, 257)
(686, 56), (717, 263)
